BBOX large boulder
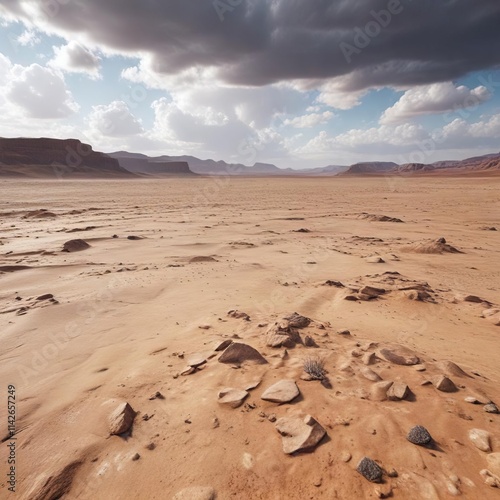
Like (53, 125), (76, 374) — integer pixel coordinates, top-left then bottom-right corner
(379, 345), (420, 366)
(62, 239), (91, 252)
(218, 388), (249, 408)
(266, 323), (302, 348)
(282, 312), (311, 328)
(275, 415), (326, 454)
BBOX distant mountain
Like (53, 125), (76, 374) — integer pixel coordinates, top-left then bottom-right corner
(110, 152), (195, 175)
(0, 138), (135, 178)
(341, 162), (398, 175)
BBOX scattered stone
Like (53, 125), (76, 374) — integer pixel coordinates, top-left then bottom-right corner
(218, 343), (267, 365)
(436, 360), (471, 378)
(344, 295), (359, 301)
(180, 366), (196, 376)
(172, 486), (216, 500)
(212, 417), (220, 429)
(109, 402), (136, 435)
(149, 391), (164, 400)
(468, 429), (491, 452)
(324, 280), (345, 287)
(186, 353), (207, 368)
(127, 235), (143, 240)
(283, 312), (311, 328)
(245, 379), (261, 391)
(214, 340), (232, 352)
(481, 469), (500, 488)
(227, 310), (250, 320)
(36, 294), (54, 301)
(198, 324), (211, 330)
(266, 322), (302, 348)
(366, 256), (385, 264)
(341, 451), (352, 463)
(131, 453), (141, 461)
(304, 335), (318, 348)
(261, 380), (300, 404)
(414, 364), (426, 372)
(379, 346), (420, 366)
(407, 425), (433, 446)
(267, 413), (277, 423)
(432, 375), (458, 393)
(62, 239), (90, 252)
(360, 367), (382, 382)
(485, 403), (500, 414)
(375, 484), (393, 499)
(362, 352), (376, 366)
(387, 383), (410, 401)
(370, 381), (394, 401)
(487, 453), (500, 476)
(463, 295), (487, 303)
(337, 329), (351, 336)
(275, 415), (326, 454)
(218, 388), (249, 408)
(360, 286), (386, 297)
(357, 457), (383, 483)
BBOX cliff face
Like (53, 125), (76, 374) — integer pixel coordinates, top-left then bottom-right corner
(110, 154), (196, 175)
(0, 138), (135, 178)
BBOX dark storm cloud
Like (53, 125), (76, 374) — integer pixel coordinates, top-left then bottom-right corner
(4, 0), (500, 89)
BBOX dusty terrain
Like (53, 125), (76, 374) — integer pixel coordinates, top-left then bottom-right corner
(0, 176), (499, 499)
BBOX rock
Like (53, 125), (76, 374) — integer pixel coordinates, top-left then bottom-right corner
(481, 469), (500, 488)
(375, 484), (393, 499)
(172, 486), (216, 500)
(218, 343), (267, 365)
(360, 286), (386, 297)
(266, 323), (302, 348)
(132, 453), (141, 461)
(436, 360), (470, 378)
(414, 364), (426, 372)
(432, 375), (458, 392)
(36, 294), (54, 301)
(62, 239), (90, 252)
(218, 388), (249, 408)
(362, 352), (376, 365)
(214, 340), (232, 352)
(360, 367), (382, 382)
(407, 425), (433, 446)
(109, 402), (136, 435)
(283, 312), (311, 328)
(127, 235), (143, 240)
(275, 414), (326, 454)
(337, 329), (351, 336)
(227, 310), (250, 320)
(245, 379), (261, 391)
(366, 256), (385, 263)
(370, 381), (394, 401)
(186, 353), (207, 368)
(485, 403), (500, 414)
(344, 295), (359, 301)
(387, 383), (410, 401)
(483, 308), (500, 318)
(261, 380), (300, 404)
(487, 453), (500, 476)
(468, 429), (491, 452)
(379, 346), (420, 365)
(463, 295), (486, 303)
(180, 366), (196, 376)
(341, 451), (352, 463)
(324, 280), (345, 287)
(304, 335), (318, 347)
(356, 457), (383, 483)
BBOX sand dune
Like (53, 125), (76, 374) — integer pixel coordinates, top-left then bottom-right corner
(0, 176), (499, 499)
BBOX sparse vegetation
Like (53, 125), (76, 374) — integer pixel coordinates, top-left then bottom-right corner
(303, 356), (326, 380)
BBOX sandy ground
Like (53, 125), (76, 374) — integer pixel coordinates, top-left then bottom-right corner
(0, 176), (499, 499)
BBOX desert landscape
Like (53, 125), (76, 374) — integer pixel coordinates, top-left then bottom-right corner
(0, 175), (499, 499)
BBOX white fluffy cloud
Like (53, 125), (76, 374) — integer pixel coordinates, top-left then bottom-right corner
(283, 111), (334, 128)
(86, 101), (143, 137)
(4, 61), (79, 119)
(381, 83), (491, 124)
(50, 41), (101, 77)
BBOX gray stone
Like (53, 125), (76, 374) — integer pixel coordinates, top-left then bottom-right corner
(261, 380), (300, 404)
(387, 383), (410, 401)
(432, 375), (458, 392)
(356, 457), (383, 483)
(275, 414), (326, 454)
(109, 402), (136, 435)
(407, 425), (433, 446)
(468, 429), (491, 452)
(379, 346), (420, 365)
(218, 388), (249, 408)
(218, 343), (267, 364)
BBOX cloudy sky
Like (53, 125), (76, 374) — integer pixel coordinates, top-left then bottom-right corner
(0, 0), (500, 168)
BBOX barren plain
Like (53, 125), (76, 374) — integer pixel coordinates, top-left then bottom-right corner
(0, 176), (499, 499)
